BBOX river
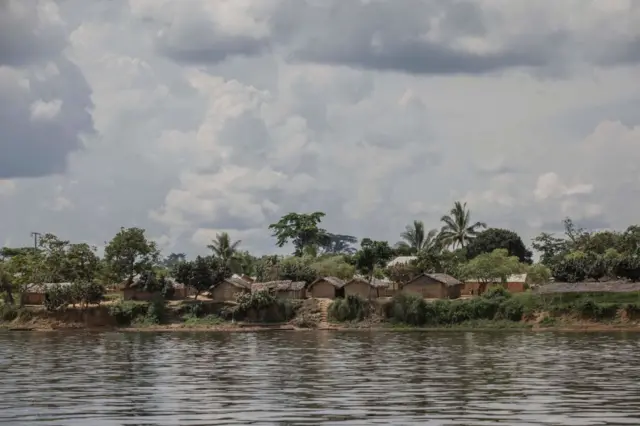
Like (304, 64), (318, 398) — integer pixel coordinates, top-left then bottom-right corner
(0, 330), (639, 425)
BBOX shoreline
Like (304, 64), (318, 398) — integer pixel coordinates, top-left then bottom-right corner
(5, 321), (640, 333)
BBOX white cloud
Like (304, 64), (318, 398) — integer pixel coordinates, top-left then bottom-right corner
(3, 0), (640, 257)
(29, 99), (63, 121)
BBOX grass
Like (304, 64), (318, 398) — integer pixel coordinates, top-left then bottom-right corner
(182, 314), (225, 327)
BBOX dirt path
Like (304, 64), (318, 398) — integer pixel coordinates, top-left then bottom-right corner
(316, 298), (334, 329)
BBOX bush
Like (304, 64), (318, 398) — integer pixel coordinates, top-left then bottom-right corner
(234, 291), (298, 323)
(1, 304), (18, 322)
(44, 284), (73, 311)
(496, 297), (525, 321)
(108, 300), (149, 325)
(328, 295), (368, 322)
(388, 293), (427, 325)
(145, 295), (167, 324)
(482, 286), (512, 301)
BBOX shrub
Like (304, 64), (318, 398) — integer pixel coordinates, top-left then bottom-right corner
(44, 284), (73, 311)
(1, 304), (18, 322)
(108, 300), (149, 325)
(389, 293), (427, 326)
(234, 291), (298, 323)
(482, 286), (512, 301)
(145, 295), (167, 324)
(328, 295), (368, 322)
(496, 297), (525, 321)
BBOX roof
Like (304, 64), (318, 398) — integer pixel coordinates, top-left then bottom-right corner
(25, 282), (72, 293)
(406, 273), (462, 287)
(386, 256), (418, 267)
(251, 280), (306, 292)
(232, 273), (254, 284)
(345, 277), (391, 288)
(310, 276), (346, 289)
(222, 276), (253, 289)
(535, 281), (640, 294)
(465, 273), (528, 284)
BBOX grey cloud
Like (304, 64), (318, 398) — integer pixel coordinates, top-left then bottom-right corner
(0, 58), (94, 178)
(0, 1), (67, 66)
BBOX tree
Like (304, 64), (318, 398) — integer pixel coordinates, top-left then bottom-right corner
(439, 201), (486, 249)
(172, 256), (230, 300)
(395, 220), (440, 255)
(278, 256), (318, 283)
(104, 227), (159, 283)
(353, 239), (394, 286)
(207, 232), (241, 271)
(0, 263), (14, 305)
(460, 249), (524, 294)
(255, 255), (281, 282)
(64, 243), (100, 283)
(310, 255), (356, 280)
(526, 263), (551, 286)
(550, 251), (588, 283)
(163, 253), (186, 268)
(531, 232), (568, 266)
(384, 262), (420, 284)
(38, 233), (70, 283)
(320, 233), (358, 254)
(268, 212), (327, 256)
(465, 228), (533, 264)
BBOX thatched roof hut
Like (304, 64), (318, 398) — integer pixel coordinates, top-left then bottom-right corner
(251, 280), (306, 299)
(307, 276), (346, 299)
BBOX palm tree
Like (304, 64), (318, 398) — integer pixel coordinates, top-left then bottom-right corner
(439, 201), (487, 249)
(207, 233), (241, 271)
(395, 220), (440, 255)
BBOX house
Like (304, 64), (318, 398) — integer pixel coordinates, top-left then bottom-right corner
(120, 274), (188, 301)
(210, 277), (252, 302)
(251, 280), (306, 299)
(401, 273), (462, 299)
(344, 277), (391, 299)
(21, 282), (72, 305)
(307, 276), (346, 299)
(462, 274), (528, 296)
(386, 256), (418, 267)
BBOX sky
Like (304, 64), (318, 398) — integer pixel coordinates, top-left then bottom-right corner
(2, 0), (640, 257)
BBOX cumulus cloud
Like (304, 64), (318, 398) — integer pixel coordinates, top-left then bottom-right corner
(0, 0), (94, 179)
(3, 0), (640, 257)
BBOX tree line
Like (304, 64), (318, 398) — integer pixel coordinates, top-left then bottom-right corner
(2, 200), (639, 306)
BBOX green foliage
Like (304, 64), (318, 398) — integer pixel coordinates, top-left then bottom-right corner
(354, 238), (394, 279)
(43, 284), (73, 311)
(532, 232), (568, 266)
(613, 255), (640, 281)
(482, 285), (512, 300)
(320, 233), (358, 254)
(395, 221), (441, 255)
(104, 227), (159, 282)
(171, 256), (231, 298)
(465, 228), (532, 264)
(108, 301), (149, 325)
(328, 295), (368, 322)
(310, 255), (355, 280)
(207, 232), (242, 272)
(279, 256), (318, 283)
(183, 314), (224, 326)
(145, 296), (167, 324)
(43, 282), (105, 311)
(551, 254), (588, 282)
(439, 201), (487, 249)
(268, 212), (327, 256)
(461, 249), (524, 284)
(234, 291), (298, 323)
(1, 303), (19, 321)
(526, 263), (552, 285)
(384, 262), (420, 284)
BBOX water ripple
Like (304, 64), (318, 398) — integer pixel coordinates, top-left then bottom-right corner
(0, 331), (639, 424)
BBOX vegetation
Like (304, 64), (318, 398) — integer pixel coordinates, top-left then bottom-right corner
(328, 295), (369, 322)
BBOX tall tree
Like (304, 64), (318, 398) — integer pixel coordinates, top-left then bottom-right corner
(320, 233), (358, 254)
(460, 248), (524, 294)
(104, 227), (159, 283)
(439, 201), (486, 249)
(64, 243), (100, 283)
(207, 232), (241, 271)
(465, 228), (533, 264)
(268, 212), (327, 256)
(395, 220), (440, 255)
(163, 253), (186, 268)
(354, 239), (394, 281)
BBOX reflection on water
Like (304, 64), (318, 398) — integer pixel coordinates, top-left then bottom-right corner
(0, 330), (639, 425)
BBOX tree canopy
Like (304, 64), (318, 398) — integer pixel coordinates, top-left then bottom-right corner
(268, 212), (327, 256)
(465, 228), (532, 264)
(439, 201), (486, 249)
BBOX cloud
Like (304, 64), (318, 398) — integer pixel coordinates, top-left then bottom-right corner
(3, 0), (640, 259)
(0, 0), (94, 179)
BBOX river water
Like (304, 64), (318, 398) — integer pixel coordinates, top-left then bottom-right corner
(0, 330), (639, 425)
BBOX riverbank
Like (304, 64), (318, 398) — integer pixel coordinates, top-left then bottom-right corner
(3, 290), (640, 333)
